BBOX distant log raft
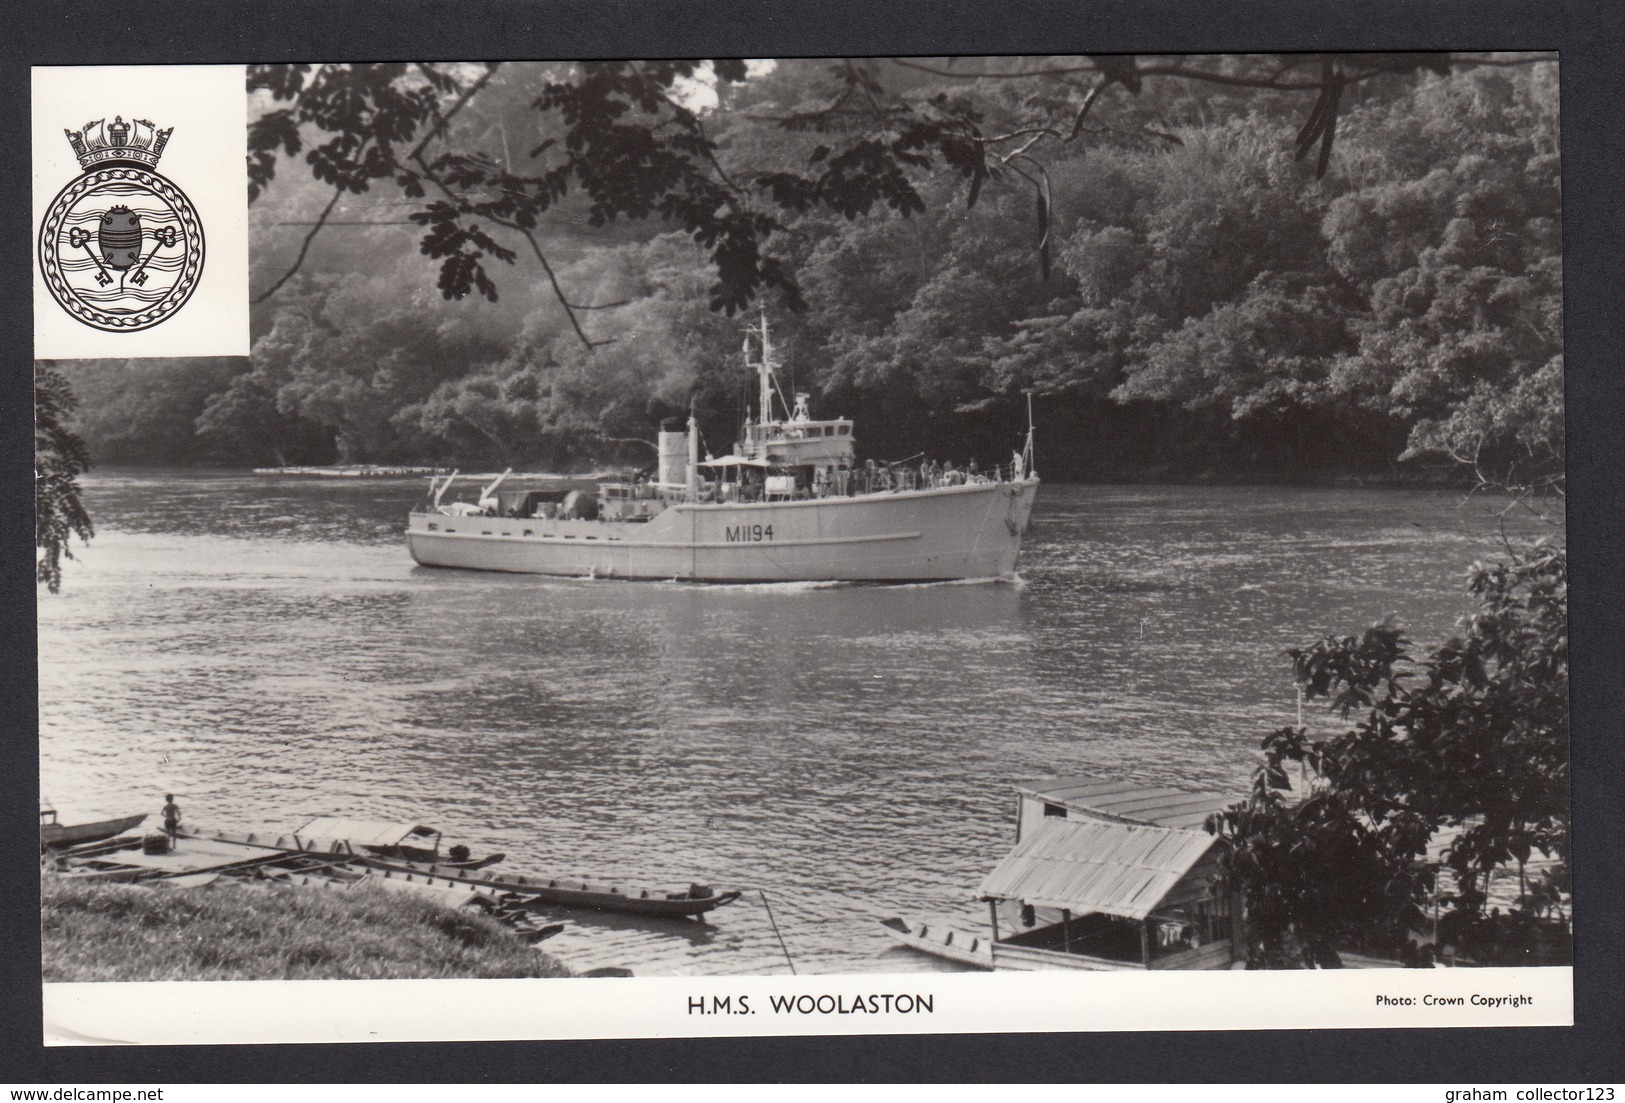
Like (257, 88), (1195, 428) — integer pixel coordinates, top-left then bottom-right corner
(253, 465), (449, 478)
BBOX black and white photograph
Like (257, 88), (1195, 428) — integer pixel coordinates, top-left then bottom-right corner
(31, 52), (1575, 1044)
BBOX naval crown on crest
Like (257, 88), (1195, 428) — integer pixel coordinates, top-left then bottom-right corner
(63, 115), (172, 171)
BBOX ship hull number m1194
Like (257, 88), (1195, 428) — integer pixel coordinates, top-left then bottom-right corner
(725, 524), (774, 543)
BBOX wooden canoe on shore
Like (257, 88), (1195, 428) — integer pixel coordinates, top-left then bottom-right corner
(165, 829), (743, 918)
(879, 916), (994, 969)
(358, 855), (743, 917)
(40, 811), (148, 849)
(256, 864), (566, 943)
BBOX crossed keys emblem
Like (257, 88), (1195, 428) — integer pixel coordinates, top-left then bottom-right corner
(67, 208), (180, 288)
(38, 114), (205, 333)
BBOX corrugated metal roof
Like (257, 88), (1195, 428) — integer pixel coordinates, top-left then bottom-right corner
(295, 818), (438, 848)
(1015, 776), (1236, 830)
(978, 817), (1217, 920)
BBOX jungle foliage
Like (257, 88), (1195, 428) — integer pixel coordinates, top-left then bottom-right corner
(34, 364), (94, 593)
(57, 56), (1559, 488)
(1208, 544), (1569, 968)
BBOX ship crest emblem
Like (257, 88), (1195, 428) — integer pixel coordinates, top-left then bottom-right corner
(38, 116), (204, 332)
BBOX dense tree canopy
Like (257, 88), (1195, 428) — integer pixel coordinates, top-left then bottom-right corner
(55, 55), (1559, 486)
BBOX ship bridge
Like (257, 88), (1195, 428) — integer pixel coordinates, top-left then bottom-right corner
(740, 415), (855, 468)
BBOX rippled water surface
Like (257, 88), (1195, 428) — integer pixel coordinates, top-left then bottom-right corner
(37, 471), (1558, 975)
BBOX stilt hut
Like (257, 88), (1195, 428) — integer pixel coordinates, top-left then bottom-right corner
(977, 817), (1240, 970)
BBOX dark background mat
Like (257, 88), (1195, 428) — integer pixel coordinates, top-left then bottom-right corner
(4, 0), (1620, 1083)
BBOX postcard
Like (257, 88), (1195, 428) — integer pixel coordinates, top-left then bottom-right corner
(33, 55), (1572, 1046)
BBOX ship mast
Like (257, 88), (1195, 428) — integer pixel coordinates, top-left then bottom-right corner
(1023, 391), (1037, 478)
(757, 309), (776, 426)
(687, 399), (700, 502)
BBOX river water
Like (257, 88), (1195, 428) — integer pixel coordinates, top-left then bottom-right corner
(36, 471), (1558, 976)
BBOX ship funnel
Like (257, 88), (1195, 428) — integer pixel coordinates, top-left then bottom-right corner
(657, 416), (688, 487)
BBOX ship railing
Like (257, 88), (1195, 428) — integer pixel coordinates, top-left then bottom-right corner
(844, 460), (1024, 496)
(411, 460), (1030, 512)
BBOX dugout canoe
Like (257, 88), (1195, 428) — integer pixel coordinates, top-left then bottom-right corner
(357, 855), (743, 917)
(879, 916), (994, 969)
(40, 806), (147, 849)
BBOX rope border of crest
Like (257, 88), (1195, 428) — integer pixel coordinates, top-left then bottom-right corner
(38, 166), (206, 333)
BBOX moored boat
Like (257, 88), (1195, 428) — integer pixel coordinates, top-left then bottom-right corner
(407, 314), (1039, 583)
(879, 916), (993, 969)
(292, 817), (505, 869)
(40, 801), (148, 849)
(357, 854), (743, 918)
(173, 827), (744, 919)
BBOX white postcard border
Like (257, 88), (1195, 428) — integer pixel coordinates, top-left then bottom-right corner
(44, 967), (1573, 1046)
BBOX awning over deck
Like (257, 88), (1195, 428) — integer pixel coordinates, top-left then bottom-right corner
(295, 818), (439, 848)
(697, 455), (770, 467)
(978, 818), (1217, 921)
(1015, 776), (1236, 830)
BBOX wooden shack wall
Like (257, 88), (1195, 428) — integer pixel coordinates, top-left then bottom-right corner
(1148, 940), (1234, 970)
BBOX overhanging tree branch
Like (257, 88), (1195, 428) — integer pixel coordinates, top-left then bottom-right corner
(253, 188), (342, 303)
(252, 63), (502, 306)
(410, 146), (611, 350)
(410, 62), (503, 163)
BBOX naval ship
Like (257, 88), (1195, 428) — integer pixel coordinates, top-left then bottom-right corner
(406, 317), (1040, 582)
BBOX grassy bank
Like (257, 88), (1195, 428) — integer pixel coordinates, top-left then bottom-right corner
(42, 877), (571, 982)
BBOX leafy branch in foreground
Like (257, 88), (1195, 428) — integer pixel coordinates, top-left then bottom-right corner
(36, 363), (94, 593)
(247, 60), (1003, 342)
(246, 54), (1556, 354)
(1208, 543), (1569, 967)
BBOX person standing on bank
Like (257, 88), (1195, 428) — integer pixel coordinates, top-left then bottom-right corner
(161, 794), (181, 844)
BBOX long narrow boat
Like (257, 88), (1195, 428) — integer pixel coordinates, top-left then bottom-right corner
(54, 846), (293, 883)
(254, 864), (566, 943)
(879, 917), (994, 970)
(40, 804), (147, 849)
(174, 828), (744, 918)
(51, 833), (145, 858)
(358, 854), (743, 918)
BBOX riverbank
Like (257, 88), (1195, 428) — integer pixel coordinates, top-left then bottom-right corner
(41, 876), (570, 982)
